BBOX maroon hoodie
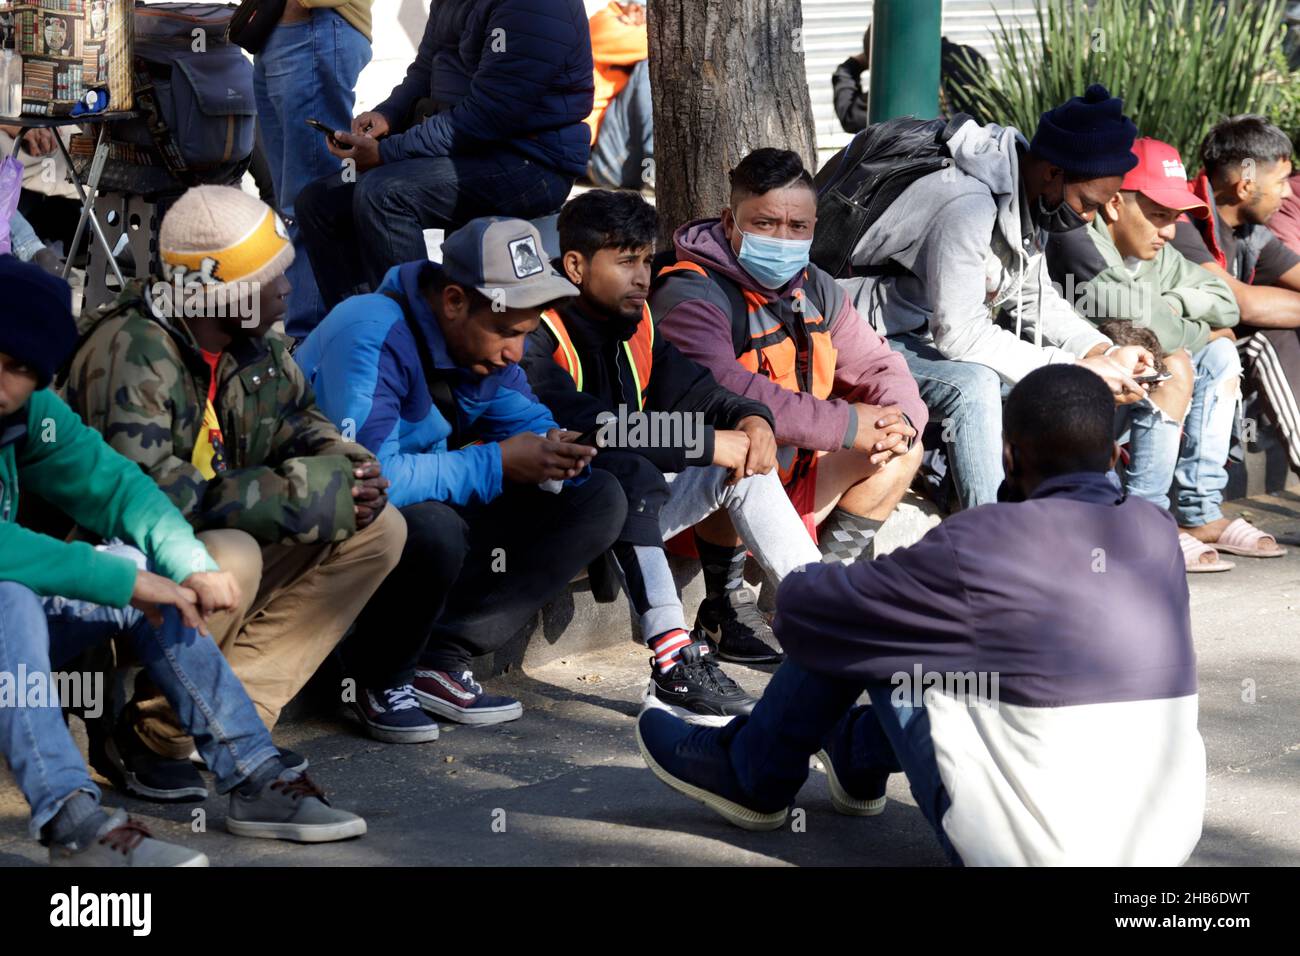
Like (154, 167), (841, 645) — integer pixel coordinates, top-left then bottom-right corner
(651, 219), (928, 453)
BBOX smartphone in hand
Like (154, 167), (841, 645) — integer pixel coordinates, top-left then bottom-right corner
(305, 118), (341, 147)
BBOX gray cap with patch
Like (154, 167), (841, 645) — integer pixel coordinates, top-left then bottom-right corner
(440, 216), (579, 310)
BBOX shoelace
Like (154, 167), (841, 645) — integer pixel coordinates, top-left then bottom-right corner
(680, 652), (742, 696)
(384, 685), (421, 712)
(271, 771), (326, 803)
(100, 819), (151, 855)
(456, 671), (484, 696)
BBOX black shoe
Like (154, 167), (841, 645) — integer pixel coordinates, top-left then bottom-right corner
(694, 589), (784, 664)
(92, 721), (208, 803)
(644, 641), (757, 726)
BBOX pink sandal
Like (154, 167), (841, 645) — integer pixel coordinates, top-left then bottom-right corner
(1210, 518), (1286, 558)
(1180, 532), (1234, 573)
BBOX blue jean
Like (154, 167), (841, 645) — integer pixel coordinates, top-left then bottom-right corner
(1174, 338), (1241, 526)
(0, 549), (279, 838)
(729, 659), (962, 864)
(254, 10), (371, 339)
(589, 58), (654, 190)
(1120, 338), (1241, 525)
(6, 208), (45, 261)
(887, 331), (1004, 509)
(295, 149), (574, 313)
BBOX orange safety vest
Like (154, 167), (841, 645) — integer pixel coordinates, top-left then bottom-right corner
(654, 260), (837, 402)
(540, 304), (655, 410)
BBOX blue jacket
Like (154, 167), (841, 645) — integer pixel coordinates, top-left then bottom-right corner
(295, 261), (560, 509)
(375, 0), (594, 177)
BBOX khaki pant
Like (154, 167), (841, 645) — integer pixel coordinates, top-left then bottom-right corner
(133, 506), (407, 758)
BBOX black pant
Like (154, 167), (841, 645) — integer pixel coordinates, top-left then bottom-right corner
(294, 150), (573, 311)
(344, 472), (626, 685)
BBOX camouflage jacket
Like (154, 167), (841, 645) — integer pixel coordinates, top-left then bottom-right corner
(63, 282), (373, 545)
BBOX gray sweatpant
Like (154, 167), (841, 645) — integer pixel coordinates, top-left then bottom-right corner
(614, 465), (821, 641)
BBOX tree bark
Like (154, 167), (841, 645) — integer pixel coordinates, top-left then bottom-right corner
(647, 0), (818, 248)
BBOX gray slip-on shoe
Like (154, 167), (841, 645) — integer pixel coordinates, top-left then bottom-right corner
(226, 771), (367, 843)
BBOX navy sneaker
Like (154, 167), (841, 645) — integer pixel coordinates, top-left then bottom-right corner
(352, 685), (441, 743)
(636, 708), (788, 831)
(815, 748), (887, 816)
(412, 669), (523, 725)
(93, 720), (208, 803)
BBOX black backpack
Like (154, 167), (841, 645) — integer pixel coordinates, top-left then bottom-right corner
(809, 113), (973, 279)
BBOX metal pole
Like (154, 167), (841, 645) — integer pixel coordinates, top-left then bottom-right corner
(868, 0), (942, 124)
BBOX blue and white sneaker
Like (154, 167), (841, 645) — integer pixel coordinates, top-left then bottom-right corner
(411, 669), (524, 725)
(351, 685), (441, 743)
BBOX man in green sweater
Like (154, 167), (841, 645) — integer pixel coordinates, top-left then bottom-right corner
(0, 256), (367, 865)
(1046, 137), (1280, 571)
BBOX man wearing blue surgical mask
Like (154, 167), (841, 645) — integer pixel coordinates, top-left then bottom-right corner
(653, 148), (928, 567)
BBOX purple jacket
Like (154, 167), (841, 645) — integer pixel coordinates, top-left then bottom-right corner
(774, 472), (1205, 865)
(651, 219), (928, 454)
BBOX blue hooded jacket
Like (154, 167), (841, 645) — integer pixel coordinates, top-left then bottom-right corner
(374, 0), (594, 177)
(295, 261), (560, 509)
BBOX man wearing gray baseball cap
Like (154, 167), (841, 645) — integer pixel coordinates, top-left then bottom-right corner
(296, 218), (627, 740)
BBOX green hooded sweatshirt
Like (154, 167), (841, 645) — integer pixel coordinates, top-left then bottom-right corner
(1045, 212), (1240, 355)
(0, 388), (218, 608)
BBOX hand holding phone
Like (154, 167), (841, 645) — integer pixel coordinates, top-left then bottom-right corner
(305, 118), (341, 147)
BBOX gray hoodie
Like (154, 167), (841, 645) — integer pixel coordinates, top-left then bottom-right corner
(838, 122), (1110, 385)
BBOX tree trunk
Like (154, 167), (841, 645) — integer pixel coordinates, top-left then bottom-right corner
(648, 0), (818, 248)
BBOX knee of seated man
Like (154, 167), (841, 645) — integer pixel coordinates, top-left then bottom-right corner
(0, 579), (44, 618)
(197, 529), (263, 604)
(348, 504), (408, 576)
(564, 469), (630, 533)
(1199, 335), (1242, 381)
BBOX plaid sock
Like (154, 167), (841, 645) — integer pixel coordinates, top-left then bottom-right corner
(649, 628), (693, 673)
(695, 534), (747, 601)
(819, 509), (884, 564)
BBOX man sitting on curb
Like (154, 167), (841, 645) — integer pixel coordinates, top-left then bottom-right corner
(64, 186), (406, 800)
(835, 84), (1153, 509)
(521, 190), (821, 723)
(1046, 136), (1275, 571)
(0, 256), (366, 867)
(635, 364), (1205, 867)
(295, 217), (626, 740)
(652, 148), (928, 566)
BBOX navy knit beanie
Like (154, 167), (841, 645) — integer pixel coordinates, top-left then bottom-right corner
(1030, 83), (1139, 178)
(0, 255), (76, 389)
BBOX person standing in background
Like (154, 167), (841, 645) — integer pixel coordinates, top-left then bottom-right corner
(253, 0), (373, 340)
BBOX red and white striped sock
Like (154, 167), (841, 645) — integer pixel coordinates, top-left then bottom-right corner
(649, 628), (693, 673)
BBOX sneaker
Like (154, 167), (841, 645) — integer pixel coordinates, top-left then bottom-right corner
(48, 808), (208, 867)
(411, 669), (523, 725)
(189, 747), (309, 774)
(643, 641), (757, 727)
(94, 720), (208, 802)
(815, 748), (887, 816)
(693, 588), (783, 664)
(635, 708), (787, 831)
(352, 684), (441, 743)
(226, 770), (367, 843)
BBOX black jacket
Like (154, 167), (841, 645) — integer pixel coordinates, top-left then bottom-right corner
(521, 300), (773, 474)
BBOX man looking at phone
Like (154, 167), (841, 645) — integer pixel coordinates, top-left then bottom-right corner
(521, 190), (822, 723)
(295, 218), (626, 738)
(293, 0), (593, 322)
(1045, 138), (1276, 570)
(251, 0), (373, 338)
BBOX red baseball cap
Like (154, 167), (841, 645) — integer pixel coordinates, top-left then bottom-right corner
(1122, 137), (1209, 218)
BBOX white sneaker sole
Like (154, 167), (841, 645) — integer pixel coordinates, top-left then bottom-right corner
(412, 688), (523, 725)
(350, 704), (441, 743)
(640, 681), (738, 728)
(226, 816), (368, 843)
(635, 721), (787, 831)
(815, 749), (886, 816)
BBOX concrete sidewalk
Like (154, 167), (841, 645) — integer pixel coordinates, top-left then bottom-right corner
(1, 495), (1297, 867)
